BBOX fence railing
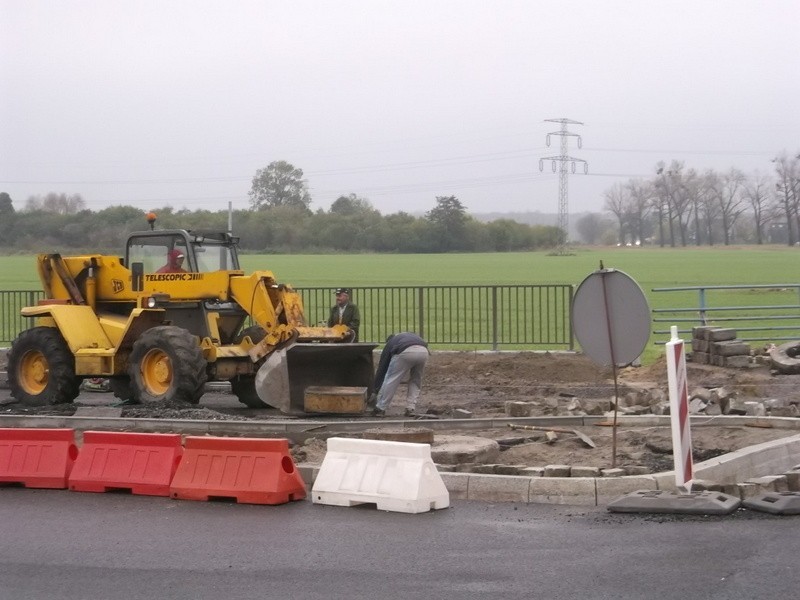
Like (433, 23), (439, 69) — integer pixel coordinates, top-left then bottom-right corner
(0, 285), (575, 350)
(651, 284), (800, 344)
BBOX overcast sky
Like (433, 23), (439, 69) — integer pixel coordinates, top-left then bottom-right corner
(2, 0), (798, 218)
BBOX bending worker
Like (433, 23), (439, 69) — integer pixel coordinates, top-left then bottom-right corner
(370, 332), (429, 417)
(327, 287), (360, 341)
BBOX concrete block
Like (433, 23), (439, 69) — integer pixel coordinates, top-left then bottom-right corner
(467, 474), (530, 503)
(544, 464), (571, 477)
(519, 467), (544, 477)
(304, 386), (366, 414)
(782, 470), (800, 491)
(724, 398), (748, 415)
(723, 355), (752, 368)
(570, 466), (601, 478)
(705, 328), (737, 342)
(440, 472), (469, 499)
(601, 468), (627, 477)
(692, 352), (709, 364)
(689, 397), (708, 414)
(581, 399), (611, 415)
(746, 475), (789, 493)
(494, 464), (529, 476)
(505, 401), (532, 417)
(470, 464), (498, 474)
(711, 340), (750, 356)
(624, 466), (652, 476)
(692, 326), (716, 339)
(690, 387), (713, 402)
(744, 401), (766, 417)
(691, 339), (708, 353)
(529, 476), (596, 506)
(770, 406), (798, 418)
(736, 482), (762, 500)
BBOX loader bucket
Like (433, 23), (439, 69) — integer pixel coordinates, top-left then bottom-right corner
(254, 343), (376, 415)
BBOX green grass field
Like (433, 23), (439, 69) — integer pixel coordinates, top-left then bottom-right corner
(3, 246), (797, 289)
(3, 246), (799, 362)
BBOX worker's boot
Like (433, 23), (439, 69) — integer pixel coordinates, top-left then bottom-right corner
(404, 408), (415, 418)
(371, 407), (385, 417)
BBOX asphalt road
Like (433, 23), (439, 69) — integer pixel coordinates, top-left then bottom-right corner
(1, 488), (799, 600)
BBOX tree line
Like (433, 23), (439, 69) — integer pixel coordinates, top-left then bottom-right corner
(2, 151), (797, 254)
(591, 152), (800, 246)
(0, 164), (562, 254)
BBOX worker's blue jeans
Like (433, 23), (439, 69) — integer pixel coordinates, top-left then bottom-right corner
(375, 345), (429, 411)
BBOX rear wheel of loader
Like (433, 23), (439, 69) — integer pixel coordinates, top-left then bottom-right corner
(231, 325), (269, 408)
(8, 327), (80, 406)
(129, 326), (207, 404)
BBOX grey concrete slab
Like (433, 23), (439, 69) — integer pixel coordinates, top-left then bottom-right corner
(742, 491), (800, 515)
(607, 490), (741, 515)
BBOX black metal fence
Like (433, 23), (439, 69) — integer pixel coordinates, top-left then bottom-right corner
(0, 285), (575, 350)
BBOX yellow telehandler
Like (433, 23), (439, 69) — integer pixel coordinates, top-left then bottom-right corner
(7, 223), (375, 414)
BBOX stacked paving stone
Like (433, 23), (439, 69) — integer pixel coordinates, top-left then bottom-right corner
(691, 326), (752, 368)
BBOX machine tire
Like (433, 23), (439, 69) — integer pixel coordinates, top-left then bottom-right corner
(8, 327), (80, 406)
(231, 325), (269, 408)
(109, 376), (137, 402)
(128, 326), (207, 404)
(230, 376), (267, 408)
(769, 341), (800, 374)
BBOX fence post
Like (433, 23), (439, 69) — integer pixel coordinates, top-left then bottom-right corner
(417, 287), (425, 339)
(491, 286), (498, 351)
(568, 285), (575, 351)
(698, 288), (707, 325)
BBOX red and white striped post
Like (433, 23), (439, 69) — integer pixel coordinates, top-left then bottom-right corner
(666, 325), (693, 492)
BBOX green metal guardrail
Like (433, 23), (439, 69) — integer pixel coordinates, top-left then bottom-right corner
(0, 285), (575, 350)
(651, 284), (800, 344)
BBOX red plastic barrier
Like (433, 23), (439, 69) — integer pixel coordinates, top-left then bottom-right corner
(170, 437), (306, 505)
(68, 431), (183, 496)
(0, 428), (78, 489)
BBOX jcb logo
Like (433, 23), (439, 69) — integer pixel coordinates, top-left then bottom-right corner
(111, 279), (125, 293)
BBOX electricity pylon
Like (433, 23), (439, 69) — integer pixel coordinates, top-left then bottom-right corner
(539, 118), (588, 254)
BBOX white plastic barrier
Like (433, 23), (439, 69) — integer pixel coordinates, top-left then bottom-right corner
(311, 437), (450, 513)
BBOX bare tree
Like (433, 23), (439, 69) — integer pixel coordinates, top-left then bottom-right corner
(772, 152), (800, 246)
(603, 182), (631, 245)
(626, 179), (653, 245)
(25, 192), (85, 214)
(743, 172), (772, 244)
(712, 168), (747, 245)
(699, 171), (722, 245)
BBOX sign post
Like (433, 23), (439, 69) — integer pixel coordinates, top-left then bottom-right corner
(665, 325), (693, 491)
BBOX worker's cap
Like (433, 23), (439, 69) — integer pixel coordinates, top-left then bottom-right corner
(334, 287), (351, 295)
(168, 249), (185, 260)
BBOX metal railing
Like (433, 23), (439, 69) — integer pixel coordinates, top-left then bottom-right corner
(651, 284), (800, 344)
(0, 285), (574, 350)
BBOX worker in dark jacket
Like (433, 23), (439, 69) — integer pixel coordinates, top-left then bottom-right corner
(327, 287), (360, 341)
(370, 332), (429, 417)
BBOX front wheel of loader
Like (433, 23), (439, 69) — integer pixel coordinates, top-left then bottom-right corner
(8, 327), (80, 406)
(129, 326), (207, 404)
(231, 325), (269, 408)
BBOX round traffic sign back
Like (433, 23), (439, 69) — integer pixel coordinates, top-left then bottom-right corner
(571, 268), (650, 366)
